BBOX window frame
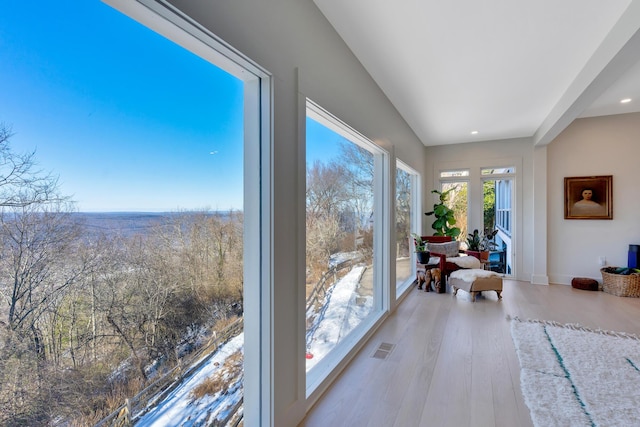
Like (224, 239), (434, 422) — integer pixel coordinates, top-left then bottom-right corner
(480, 167), (516, 235)
(481, 167), (516, 276)
(438, 170), (470, 241)
(395, 159), (420, 296)
(305, 98), (389, 395)
(102, 1), (273, 424)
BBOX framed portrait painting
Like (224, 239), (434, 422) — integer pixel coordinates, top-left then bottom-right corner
(564, 175), (612, 220)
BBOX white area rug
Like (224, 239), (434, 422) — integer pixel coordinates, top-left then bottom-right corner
(510, 317), (640, 427)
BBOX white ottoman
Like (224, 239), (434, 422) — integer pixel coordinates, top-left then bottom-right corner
(449, 269), (503, 302)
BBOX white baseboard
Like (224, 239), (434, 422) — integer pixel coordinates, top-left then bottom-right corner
(530, 274), (549, 285)
(548, 274), (602, 286)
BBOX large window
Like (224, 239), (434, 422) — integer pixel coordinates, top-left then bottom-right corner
(0, 2), (270, 425)
(395, 161), (419, 293)
(439, 170), (469, 240)
(305, 100), (386, 388)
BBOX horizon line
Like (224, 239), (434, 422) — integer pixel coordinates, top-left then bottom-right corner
(74, 209), (243, 214)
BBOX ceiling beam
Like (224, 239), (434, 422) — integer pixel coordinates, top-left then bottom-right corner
(534, 1), (640, 146)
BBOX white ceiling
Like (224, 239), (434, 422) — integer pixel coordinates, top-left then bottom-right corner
(313, 0), (640, 146)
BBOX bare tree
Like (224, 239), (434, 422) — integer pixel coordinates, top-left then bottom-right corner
(41, 235), (106, 367)
(396, 168), (412, 258)
(0, 201), (83, 354)
(0, 124), (63, 208)
(338, 141), (375, 238)
(306, 161), (351, 276)
(174, 211), (243, 324)
(0, 327), (49, 426)
(306, 212), (342, 263)
(338, 141), (374, 195)
(306, 160), (350, 219)
(0, 124), (82, 424)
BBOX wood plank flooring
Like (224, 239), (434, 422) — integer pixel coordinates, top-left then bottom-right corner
(300, 280), (640, 427)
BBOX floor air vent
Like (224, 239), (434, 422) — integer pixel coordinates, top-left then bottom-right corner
(372, 342), (395, 360)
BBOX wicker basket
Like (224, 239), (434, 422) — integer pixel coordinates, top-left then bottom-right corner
(600, 268), (640, 297)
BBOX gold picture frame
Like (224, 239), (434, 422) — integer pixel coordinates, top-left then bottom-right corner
(564, 175), (612, 220)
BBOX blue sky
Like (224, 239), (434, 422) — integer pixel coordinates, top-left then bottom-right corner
(0, 1), (346, 212)
(0, 1), (244, 212)
(306, 117), (344, 165)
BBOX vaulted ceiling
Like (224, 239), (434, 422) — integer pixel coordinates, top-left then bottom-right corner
(314, 0), (640, 146)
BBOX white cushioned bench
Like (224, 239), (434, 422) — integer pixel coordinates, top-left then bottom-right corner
(449, 269), (503, 302)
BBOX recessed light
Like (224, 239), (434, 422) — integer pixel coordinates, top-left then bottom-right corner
(471, 130), (479, 135)
(621, 98), (632, 103)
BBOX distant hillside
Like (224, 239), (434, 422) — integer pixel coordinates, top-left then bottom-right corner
(73, 212), (175, 237)
(71, 211), (235, 238)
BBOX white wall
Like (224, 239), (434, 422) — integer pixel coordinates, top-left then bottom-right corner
(162, 1), (426, 425)
(547, 112), (640, 285)
(424, 138), (535, 282)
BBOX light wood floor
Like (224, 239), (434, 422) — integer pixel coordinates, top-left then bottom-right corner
(300, 279), (640, 427)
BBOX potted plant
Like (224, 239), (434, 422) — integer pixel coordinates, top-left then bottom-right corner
(424, 188), (461, 238)
(411, 233), (431, 264)
(465, 229), (498, 262)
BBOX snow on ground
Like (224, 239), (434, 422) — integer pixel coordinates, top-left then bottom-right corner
(305, 265), (373, 370)
(328, 251), (362, 268)
(133, 262), (372, 424)
(135, 333), (244, 427)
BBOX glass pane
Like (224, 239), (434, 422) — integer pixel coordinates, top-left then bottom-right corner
(0, 3), (246, 425)
(481, 167), (515, 175)
(305, 114), (376, 372)
(484, 180), (497, 233)
(440, 170), (469, 178)
(441, 181), (468, 240)
(484, 179), (511, 274)
(395, 166), (413, 289)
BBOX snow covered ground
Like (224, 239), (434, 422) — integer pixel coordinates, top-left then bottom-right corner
(132, 262), (370, 425)
(305, 265), (373, 370)
(134, 334), (244, 427)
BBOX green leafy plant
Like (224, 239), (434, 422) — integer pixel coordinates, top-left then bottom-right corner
(425, 188), (461, 238)
(466, 229), (483, 251)
(411, 233), (428, 252)
(466, 228), (499, 251)
(411, 233), (432, 264)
